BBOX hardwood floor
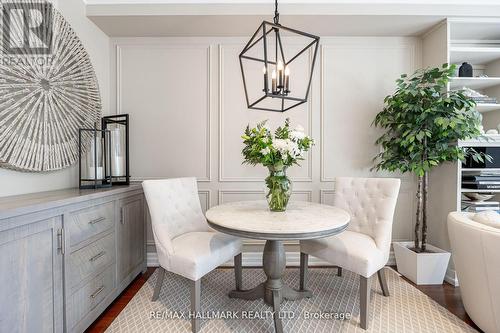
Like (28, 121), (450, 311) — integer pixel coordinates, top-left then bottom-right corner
(85, 267), (481, 333)
(399, 277), (482, 332)
(85, 268), (155, 333)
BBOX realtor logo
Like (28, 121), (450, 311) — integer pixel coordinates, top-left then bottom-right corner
(2, 2), (53, 55)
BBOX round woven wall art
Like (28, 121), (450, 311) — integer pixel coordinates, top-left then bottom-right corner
(0, 1), (101, 172)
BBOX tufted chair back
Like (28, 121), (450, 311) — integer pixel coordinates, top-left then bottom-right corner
(142, 178), (210, 267)
(333, 177), (400, 259)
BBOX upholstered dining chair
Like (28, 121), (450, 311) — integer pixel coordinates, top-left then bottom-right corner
(299, 177), (400, 330)
(142, 178), (243, 333)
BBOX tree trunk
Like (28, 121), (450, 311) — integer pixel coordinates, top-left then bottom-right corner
(421, 170), (429, 252)
(415, 175), (423, 251)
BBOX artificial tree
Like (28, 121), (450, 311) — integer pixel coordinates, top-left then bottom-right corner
(373, 64), (487, 253)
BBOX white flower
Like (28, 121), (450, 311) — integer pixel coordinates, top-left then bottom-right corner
(273, 139), (288, 153)
(262, 137), (269, 143)
(289, 124), (306, 141)
(286, 139), (301, 158)
(294, 125), (305, 132)
(260, 147), (271, 155)
(273, 138), (303, 159)
(290, 130), (306, 141)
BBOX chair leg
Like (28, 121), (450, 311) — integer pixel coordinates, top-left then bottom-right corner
(234, 253), (243, 291)
(151, 267), (166, 301)
(299, 252), (309, 291)
(190, 279), (201, 333)
(359, 275), (371, 330)
(337, 266), (343, 277)
(377, 267), (390, 297)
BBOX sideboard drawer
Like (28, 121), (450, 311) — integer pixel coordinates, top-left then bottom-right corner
(68, 232), (116, 290)
(68, 201), (114, 246)
(69, 264), (115, 330)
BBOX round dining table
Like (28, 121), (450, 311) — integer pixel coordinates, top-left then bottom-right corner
(205, 200), (350, 333)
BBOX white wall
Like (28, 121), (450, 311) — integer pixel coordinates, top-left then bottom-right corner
(0, 0), (110, 198)
(110, 36), (421, 257)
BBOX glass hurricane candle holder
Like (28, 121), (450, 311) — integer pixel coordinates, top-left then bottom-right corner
(79, 125), (112, 189)
(102, 114), (130, 185)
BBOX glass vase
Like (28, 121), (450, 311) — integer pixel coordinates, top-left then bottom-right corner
(265, 167), (292, 212)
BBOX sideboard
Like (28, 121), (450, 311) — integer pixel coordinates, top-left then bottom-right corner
(0, 185), (147, 333)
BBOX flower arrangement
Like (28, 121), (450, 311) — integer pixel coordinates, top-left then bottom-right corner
(242, 118), (314, 211)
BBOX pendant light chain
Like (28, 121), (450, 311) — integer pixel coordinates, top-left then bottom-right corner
(273, 0), (280, 25)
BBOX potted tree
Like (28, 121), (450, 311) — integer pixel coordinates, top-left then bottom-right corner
(373, 64), (486, 285)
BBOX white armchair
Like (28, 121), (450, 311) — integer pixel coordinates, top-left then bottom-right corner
(142, 178), (243, 333)
(300, 177), (400, 329)
(448, 212), (500, 333)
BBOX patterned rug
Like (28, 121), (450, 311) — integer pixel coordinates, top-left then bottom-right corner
(106, 267), (477, 333)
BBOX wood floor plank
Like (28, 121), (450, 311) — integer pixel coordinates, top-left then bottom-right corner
(85, 268), (155, 333)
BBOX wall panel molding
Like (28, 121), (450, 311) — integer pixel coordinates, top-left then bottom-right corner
(218, 189), (313, 205)
(218, 43), (313, 183)
(198, 189), (211, 212)
(116, 43), (212, 182)
(112, 36), (421, 261)
(320, 41), (417, 182)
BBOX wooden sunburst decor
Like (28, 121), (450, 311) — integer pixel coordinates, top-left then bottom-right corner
(0, 1), (101, 172)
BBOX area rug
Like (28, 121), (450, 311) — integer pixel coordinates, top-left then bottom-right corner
(105, 267), (477, 333)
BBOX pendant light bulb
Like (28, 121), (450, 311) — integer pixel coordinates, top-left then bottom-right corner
(277, 60), (284, 71)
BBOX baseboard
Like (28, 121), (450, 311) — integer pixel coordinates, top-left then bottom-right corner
(445, 267), (459, 287)
(147, 250), (397, 268)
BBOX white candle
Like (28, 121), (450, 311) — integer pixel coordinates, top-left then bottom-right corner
(277, 60), (284, 87)
(284, 66), (290, 92)
(88, 166), (103, 180)
(271, 69), (277, 93)
(110, 128), (125, 177)
(112, 156), (125, 177)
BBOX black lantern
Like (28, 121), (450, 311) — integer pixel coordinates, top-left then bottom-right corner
(79, 124), (112, 189)
(102, 114), (130, 185)
(239, 0), (320, 112)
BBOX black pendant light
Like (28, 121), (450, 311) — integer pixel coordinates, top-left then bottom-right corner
(239, 0), (320, 112)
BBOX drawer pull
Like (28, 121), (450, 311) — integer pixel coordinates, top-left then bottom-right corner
(89, 217), (106, 225)
(90, 285), (105, 299)
(89, 251), (106, 262)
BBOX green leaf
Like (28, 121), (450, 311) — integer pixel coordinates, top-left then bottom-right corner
(371, 63), (484, 177)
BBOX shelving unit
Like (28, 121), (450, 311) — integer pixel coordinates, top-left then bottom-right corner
(447, 21), (500, 118)
(458, 135), (500, 205)
(423, 18), (500, 286)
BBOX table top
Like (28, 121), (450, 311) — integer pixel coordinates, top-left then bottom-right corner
(205, 200), (350, 241)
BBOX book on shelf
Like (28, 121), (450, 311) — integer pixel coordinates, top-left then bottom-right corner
(462, 181), (500, 185)
(461, 200), (499, 206)
(462, 176), (500, 181)
(471, 97), (498, 103)
(462, 206), (500, 213)
(462, 171), (500, 176)
(463, 170), (500, 174)
(462, 204), (499, 210)
(462, 184), (500, 189)
(462, 203), (499, 208)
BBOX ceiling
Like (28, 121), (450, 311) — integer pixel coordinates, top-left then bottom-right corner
(85, 1), (500, 37)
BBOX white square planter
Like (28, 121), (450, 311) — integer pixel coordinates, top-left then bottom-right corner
(393, 241), (451, 285)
